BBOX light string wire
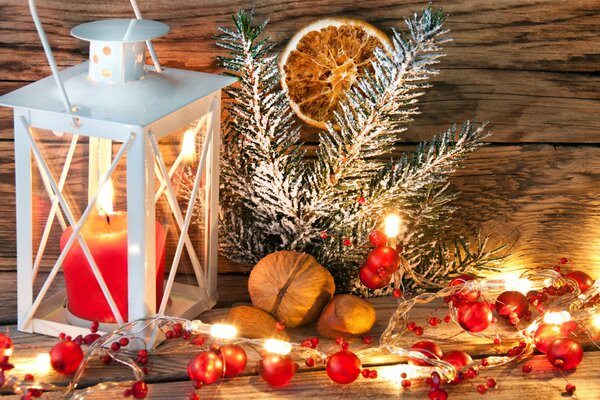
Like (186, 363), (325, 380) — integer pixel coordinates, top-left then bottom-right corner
(2, 270), (599, 398)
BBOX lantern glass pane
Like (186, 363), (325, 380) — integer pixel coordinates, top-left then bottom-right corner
(154, 118), (212, 317)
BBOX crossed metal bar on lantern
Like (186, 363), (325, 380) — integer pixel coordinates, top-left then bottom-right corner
(3, 0), (233, 340)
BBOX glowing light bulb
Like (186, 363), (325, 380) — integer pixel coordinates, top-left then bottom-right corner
(591, 313), (600, 330)
(264, 339), (292, 355)
(505, 277), (533, 294)
(35, 353), (51, 374)
(543, 311), (571, 325)
(384, 213), (402, 239)
(97, 179), (114, 216)
(181, 129), (196, 163)
(210, 324), (237, 339)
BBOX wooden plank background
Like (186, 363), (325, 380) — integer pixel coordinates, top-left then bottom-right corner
(0, 0), (599, 320)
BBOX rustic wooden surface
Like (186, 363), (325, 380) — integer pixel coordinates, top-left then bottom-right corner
(2, 290), (599, 399)
(0, 0), (599, 397)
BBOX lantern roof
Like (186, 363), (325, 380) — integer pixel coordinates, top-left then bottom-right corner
(0, 63), (235, 127)
(71, 19), (169, 43)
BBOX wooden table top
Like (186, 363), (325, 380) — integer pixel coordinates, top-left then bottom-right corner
(2, 295), (598, 400)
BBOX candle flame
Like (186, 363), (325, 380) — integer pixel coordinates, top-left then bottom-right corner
(209, 324), (237, 339)
(264, 339), (292, 355)
(181, 129), (196, 163)
(543, 311), (571, 325)
(384, 213), (402, 239)
(97, 179), (114, 216)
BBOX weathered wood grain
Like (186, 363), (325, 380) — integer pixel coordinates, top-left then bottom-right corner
(1, 0), (599, 142)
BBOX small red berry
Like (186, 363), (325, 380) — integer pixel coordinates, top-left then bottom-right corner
(362, 368), (370, 378)
(554, 265), (561, 272)
(565, 383), (576, 394)
(138, 350), (149, 358)
(407, 322), (417, 331)
(58, 333), (66, 340)
(400, 372), (407, 379)
(275, 322), (285, 331)
(481, 358), (489, 367)
(101, 354), (112, 364)
(363, 335), (374, 344)
(24, 374), (34, 381)
(341, 342), (349, 351)
(358, 197), (366, 205)
(191, 335), (206, 346)
(343, 238), (352, 247)
(319, 231), (328, 239)
(90, 321), (99, 334)
(443, 315), (451, 323)
(165, 330), (174, 339)
(310, 337), (320, 348)
(173, 323), (183, 333)
(522, 364), (532, 373)
(111, 342), (121, 352)
(493, 338), (501, 345)
(335, 337), (344, 346)
(188, 393), (200, 400)
(393, 289), (402, 298)
(414, 326), (424, 336)
(560, 257), (568, 264)
(401, 379), (411, 388)
(123, 388), (133, 397)
(477, 384), (488, 394)
(131, 381), (148, 399)
(486, 378), (496, 388)
(119, 338), (129, 347)
(369, 370), (377, 379)
(305, 357), (315, 367)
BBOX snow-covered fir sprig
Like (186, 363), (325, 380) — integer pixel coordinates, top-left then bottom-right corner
(210, 7), (507, 293)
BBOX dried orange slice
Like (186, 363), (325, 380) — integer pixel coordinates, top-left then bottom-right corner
(280, 18), (391, 129)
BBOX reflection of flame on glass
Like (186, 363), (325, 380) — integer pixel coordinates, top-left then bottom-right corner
(264, 339), (292, 355)
(543, 311), (571, 325)
(209, 323), (237, 339)
(181, 129), (196, 163)
(384, 213), (402, 239)
(97, 179), (114, 216)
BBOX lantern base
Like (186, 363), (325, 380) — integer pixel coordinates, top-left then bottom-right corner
(21, 282), (216, 349)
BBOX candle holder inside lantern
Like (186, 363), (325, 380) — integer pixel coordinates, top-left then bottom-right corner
(0, 1), (234, 345)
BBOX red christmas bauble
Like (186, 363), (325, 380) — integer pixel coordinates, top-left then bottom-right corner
(547, 338), (583, 370)
(187, 351), (224, 385)
(366, 246), (400, 275)
(457, 301), (493, 333)
(0, 334), (13, 359)
(49, 341), (84, 375)
(131, 381), (148, 399)
(359, 263), (391, 289)
(566, 271), (594, 292)
(221, 344), (247, 378)
(533, 322), (578, 353)
(369, 230), (387, 247)
(495, 291), (529, 319)
(259, 354), (297, 387)
(408, 341), (443, 366)
(441, 350), (473, 369)
(326, 350), (361, 384)
(448, 274), (480, 303)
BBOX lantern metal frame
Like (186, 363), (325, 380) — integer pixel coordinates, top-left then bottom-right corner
(0, 0), (235, 342)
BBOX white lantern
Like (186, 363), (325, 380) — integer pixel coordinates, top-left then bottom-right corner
(0, 1), (234, 343)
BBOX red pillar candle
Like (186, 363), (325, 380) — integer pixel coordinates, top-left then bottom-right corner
(60, 212), (166, 323)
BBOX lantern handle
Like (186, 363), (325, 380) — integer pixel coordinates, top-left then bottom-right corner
(28, 0), (163, 116)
